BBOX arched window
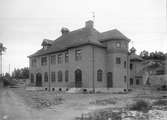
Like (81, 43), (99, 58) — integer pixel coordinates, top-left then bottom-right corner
(44, 72), (48, 82)
(65, 70), (69, 82)
(97, 69), (103, 82)
(58, 71), (62, 82)
(51, 72), (56, 82)
(30, 73), (34, 83)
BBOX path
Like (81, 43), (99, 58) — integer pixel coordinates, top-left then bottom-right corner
(0, 89), (42, 120)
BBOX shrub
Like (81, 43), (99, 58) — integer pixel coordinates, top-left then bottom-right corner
(153, 99), (167, 106)
(129, 100), (151, 113)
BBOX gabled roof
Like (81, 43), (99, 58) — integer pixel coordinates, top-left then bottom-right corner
(29, 22), (131, 58)
(41, 39), (53, 46)
(130, 53), (143, 61)
(29, 27), (104, 57)
(100, 29), (130, 42)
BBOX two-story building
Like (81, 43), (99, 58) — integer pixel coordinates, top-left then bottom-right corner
(28, 20), (131, 92)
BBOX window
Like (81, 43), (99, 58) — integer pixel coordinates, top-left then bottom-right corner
(124, 76), (127, 83)
(116, 57), (121, 64)
(58, 54), (63, 64)
(75, 49), (82, 61)
(30, 73), (34, 83)
(136, 79), (140, 85)
(31, 58), (37, 67)
(51, 72), (56, 82)
(97, 69), (103, 82)
(65, 70), (69, 82)
(65, 51), (69, 63)
(44, 72), (48, 82)
(51, 55), (56, 64)
(130, 78), (133, 85)
(58, 71), (62, 82)
(130, 63), (133, 70)
(124, 61), (127, 68)
(116, 42), (121, 48)
(41, 57), (47, 66)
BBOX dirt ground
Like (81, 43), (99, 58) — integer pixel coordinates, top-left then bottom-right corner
(0, 88), (166, 120)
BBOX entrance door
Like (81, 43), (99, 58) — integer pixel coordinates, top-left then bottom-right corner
(36, 73), (42, 87)
(107, 72), (113, 88)
(75, 69), (82, 88)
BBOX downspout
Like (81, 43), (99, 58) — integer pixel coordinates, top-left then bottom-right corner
(92, 46), (95, 93)
(127, 53), (129, 90)
(48, 55), (51, 92)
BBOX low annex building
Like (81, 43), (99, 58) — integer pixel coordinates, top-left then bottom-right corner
(28, 20), (136, 92)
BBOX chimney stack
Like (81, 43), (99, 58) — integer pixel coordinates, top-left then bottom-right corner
(85, 20), (94, 28)
(61, 27), (69, 35)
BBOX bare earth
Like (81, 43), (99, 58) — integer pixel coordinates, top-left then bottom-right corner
(0, 88), (133, 120)
(0, 88), (166, 120)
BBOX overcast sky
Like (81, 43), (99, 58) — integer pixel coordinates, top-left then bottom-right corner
(0, 0), (166, 74)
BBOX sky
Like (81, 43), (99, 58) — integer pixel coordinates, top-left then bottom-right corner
(0, 0), (166, 74)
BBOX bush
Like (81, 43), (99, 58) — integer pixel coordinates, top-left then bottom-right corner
(153, 99), (167, 106)
(129, 100), (151, 113)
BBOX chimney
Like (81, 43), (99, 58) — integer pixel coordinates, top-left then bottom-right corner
(85, 20), (94, 28)
(61, 27), (70, 35)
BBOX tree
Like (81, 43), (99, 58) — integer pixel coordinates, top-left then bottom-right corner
(12, 67), (29, 79)
(0, 43), (6, 77)
(140, 50), (149, 59)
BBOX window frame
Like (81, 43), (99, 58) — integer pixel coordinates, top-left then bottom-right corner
(130, 78), (133, 85)
(51, 71), (56, 82)
(116, 57), (121, 64)
(136, 79), (140, 85)
(30, 73), (34, 83)
(124, 61), (127, 68)
(58, 71), (63, 82)
(97, 69), (103, 82)
(51, 55), (56, 64)
(75, 49), (82, 61)
(44, 72), (48, 82)
(65, 51), (69, 63)
(65, 70), (69, 82)
(41, 56), (47, 66)
(130, 63), (133, 70)
(58, 54), (63, 64)
(31, 58), (37, 67)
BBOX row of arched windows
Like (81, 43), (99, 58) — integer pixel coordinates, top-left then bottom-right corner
(30, 69), (103, 83)
(50, 70), (69, 82)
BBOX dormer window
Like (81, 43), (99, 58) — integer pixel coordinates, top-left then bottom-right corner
(116, 42), (121, 48)
(41, 39), (53, 50)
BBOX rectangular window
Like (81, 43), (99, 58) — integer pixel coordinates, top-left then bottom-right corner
(65, 51), (69, 63)
(58, 71), (63, 82)
(44, 72), (48, 82)
(51, 55), (56, 64)
(75, 49), (82, 61)
(124, 76), (127, 83)
(124, 61), (126, 68)
(130, 63), (133, 70)
(51, 72), (56, 82)
(58, 54), (63, 64)
(116, 57), (121, 64)
(65, 70), (69, 82)
(41, 57), (47, 66)
(130, 78), (133, 85)
(136, 79), (140, 85)
(31, 58), (37, 67)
